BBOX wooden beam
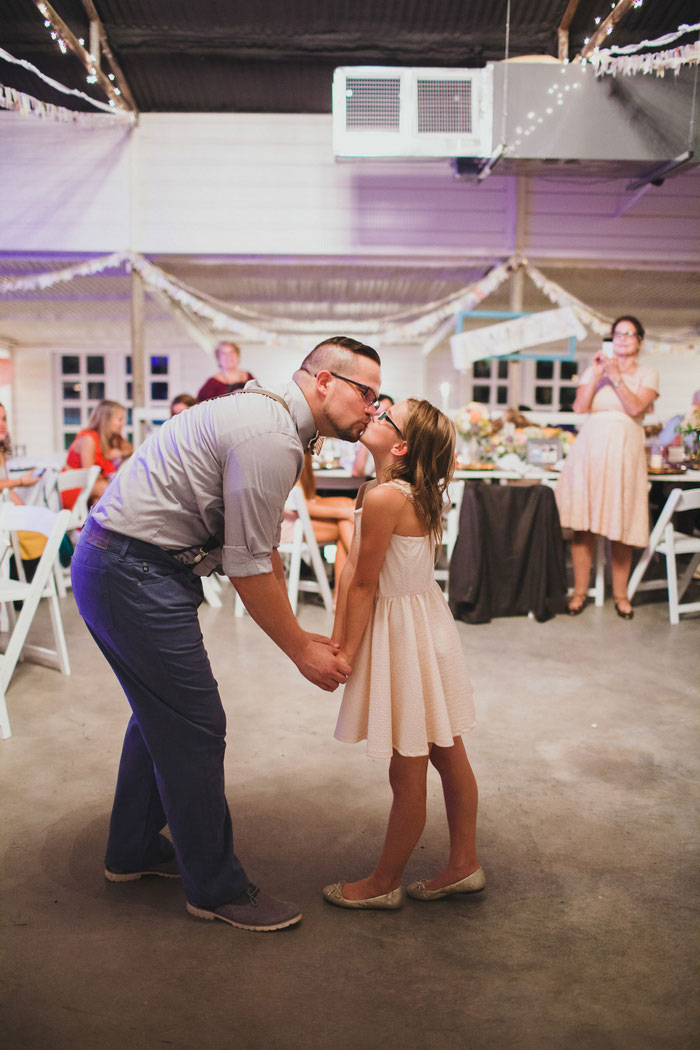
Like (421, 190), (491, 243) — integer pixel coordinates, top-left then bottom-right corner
(31, 0), (133, 112)
(557, 0), (583, 62)
(80, 0), (138, 113)
(579, 0), (637, 60)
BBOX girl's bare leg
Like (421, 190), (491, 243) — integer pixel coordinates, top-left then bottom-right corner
(341, 752), (429, 900)
(610, 540), (634, 613)
(422, 737), (479, 890)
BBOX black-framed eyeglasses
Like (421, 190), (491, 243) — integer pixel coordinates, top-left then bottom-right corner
(378, 409), (403, 439)
(327, 371), (380, 409)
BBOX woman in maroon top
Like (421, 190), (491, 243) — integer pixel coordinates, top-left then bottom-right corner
(196, 341), (256, 403)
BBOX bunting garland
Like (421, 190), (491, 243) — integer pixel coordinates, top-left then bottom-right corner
(0, 82), (134, 125)
(0, 252), (697, 354)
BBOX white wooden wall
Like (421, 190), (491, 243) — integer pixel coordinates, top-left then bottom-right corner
(3, 112), (699, 261)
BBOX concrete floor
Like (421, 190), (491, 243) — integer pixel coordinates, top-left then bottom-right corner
(0, 587), (698, 1050)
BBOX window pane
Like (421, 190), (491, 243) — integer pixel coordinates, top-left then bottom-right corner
(87, 382), (105, 400)
(473, 360), (491, 378)
(61, 355), (80, 375)
(473, 385), (490, 402)
(126, 381), (133, 400)
(125, 356), (132, 375)
(87, 355), (105, 375)
(497, 360), (508, 379)
(63, 381), (81, 400)
(535, 386), (553, 405)
(496, 385), (508, 405)
(560, 386), (577, 409)
(151, 381), (169, 401)
(561, 361), (578, 381)
(63, 407), (82, 426)
(536, 361), (554, 380)
(127, 407), (132, 425)
(150, 355), (169, 375)
(64, 432), (77, 450)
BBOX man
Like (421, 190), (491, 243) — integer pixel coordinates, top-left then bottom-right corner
(71, 336), (381, 933)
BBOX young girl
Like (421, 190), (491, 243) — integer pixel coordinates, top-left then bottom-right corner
(323, 398), (483, 910)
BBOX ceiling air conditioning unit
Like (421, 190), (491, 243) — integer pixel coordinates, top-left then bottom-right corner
(333, 66), (493, 159)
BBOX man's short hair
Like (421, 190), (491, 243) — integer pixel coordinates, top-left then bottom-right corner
(301, 336), (380, 375)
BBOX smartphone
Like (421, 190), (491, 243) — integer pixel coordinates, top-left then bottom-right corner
(33, 467), (46, 478)
(602, 339), (614, 359)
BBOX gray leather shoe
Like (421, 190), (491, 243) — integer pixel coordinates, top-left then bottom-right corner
(187, 884), (302, 932)
(322, 882), (403, 910)
(105, 857), (181, 882)
(406, 867), (486, 901)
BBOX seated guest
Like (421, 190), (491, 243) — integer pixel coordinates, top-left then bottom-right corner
(0, 401), (45, 577)
(299, 453), (355, 601)
(197, 341), (256, 403)
(0, 402), (41, 499)
(62, 400), (132, 509)
(351, 393), (394, 476)
(170, 392), (197, 416)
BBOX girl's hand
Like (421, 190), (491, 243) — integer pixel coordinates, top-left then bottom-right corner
(308, 633), (339, 652)
(106, 448), (123, 461)
(19, 470), (39, 487)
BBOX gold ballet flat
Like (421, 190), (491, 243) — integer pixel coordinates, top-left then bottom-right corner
(406, 867), (486, 901)
(322, 882), (404, 910)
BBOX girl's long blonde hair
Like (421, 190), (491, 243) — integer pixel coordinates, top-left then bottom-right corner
(86, 400), (125, 457)
(386, 398), (455, 545)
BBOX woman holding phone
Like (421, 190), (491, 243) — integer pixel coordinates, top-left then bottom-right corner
(555, 316), (658, 619)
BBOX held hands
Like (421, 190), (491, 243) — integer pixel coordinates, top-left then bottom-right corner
(295, 633), (353, 692)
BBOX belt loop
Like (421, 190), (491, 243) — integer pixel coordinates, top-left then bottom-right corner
(118, 535), (132, 557)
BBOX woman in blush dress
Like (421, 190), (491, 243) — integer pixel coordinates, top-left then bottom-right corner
(555, 315), (658, 620)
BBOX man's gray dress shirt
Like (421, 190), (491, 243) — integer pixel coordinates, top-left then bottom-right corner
(91, 380), (317, 577)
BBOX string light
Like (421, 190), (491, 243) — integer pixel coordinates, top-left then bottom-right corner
(511, 63), (584, 150)
(35, 2), (126, 108)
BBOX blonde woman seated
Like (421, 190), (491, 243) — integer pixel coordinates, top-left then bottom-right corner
(63, 400), (132, 509)
(299, 453), (355, 601)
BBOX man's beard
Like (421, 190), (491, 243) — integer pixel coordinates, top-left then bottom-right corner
(331, 419), (368, 442)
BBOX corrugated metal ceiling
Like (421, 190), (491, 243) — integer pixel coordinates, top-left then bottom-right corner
(1, 0), (698, 113)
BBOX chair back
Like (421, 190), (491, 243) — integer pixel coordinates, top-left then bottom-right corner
(55, 466), (101, 525)
(0, 504), (72, 737)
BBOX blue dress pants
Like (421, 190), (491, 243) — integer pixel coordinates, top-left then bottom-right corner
(71, 524), (249, 909)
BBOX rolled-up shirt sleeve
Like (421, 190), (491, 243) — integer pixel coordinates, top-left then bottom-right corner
(222, 431), (301, 576)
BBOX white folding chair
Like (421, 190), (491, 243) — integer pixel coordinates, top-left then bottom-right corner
(235, 486), (334, 618)
(435, 480), (465, 601)
(627, 488), (700, 624)
(0, 504), (72, 739)
(52, 466), (101, 596)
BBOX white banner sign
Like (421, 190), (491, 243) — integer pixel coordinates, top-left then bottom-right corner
(450, 307), (587, 368)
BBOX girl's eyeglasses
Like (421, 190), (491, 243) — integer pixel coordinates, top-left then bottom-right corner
(378, 410), (403, 439)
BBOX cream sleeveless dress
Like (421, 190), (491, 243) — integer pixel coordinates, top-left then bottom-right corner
(334, 480), (476, 759)
(555, 364), (658, 548)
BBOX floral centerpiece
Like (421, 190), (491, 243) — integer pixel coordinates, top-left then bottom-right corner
(677, 406), (700, 464)
(454, 402), (493, 464)
(453, 403), (575, 467)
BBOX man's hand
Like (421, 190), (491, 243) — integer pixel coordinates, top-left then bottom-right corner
(295, 636), (352, 692)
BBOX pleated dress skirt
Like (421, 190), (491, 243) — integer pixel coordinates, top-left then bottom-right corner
(334, 515), (476, 759)
(555, 410), (650, 548)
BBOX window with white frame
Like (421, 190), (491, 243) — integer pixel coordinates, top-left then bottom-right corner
(527, 358), (580, 412)
(468, 358), (511, 408)
(56, 352), (172, 451)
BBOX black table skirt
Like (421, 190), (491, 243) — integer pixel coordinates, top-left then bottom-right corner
(449, 483), (568, 624)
